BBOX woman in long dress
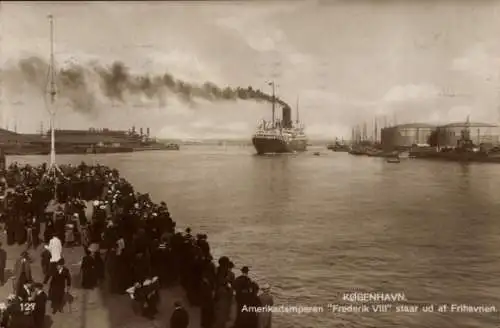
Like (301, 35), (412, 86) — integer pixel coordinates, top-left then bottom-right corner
(80, 249), (97, 289)
(12, 251), (32, 297)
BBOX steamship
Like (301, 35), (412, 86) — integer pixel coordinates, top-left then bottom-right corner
(252, 86), (307, 155)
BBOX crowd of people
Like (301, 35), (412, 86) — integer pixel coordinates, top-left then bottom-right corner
(0, 162), (274, 328)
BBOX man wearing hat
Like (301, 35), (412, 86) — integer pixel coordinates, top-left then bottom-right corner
(232, 266), (253, 323)
(170, 301), (189, 328)
(47, 259), (71, 314)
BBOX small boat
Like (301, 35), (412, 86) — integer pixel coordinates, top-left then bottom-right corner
(398, 151), (410, 159)
(313, 152), (321, 156)
(387, 158), (400, 163)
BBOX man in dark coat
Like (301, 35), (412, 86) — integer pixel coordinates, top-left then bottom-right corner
(33, 282), (48, 328)
(200, 276), (215, 328)
(235, 282), (261, 328)
(0, 241), (6, 285)
(48, 259), (71, 314)
(40, 245), (51, 280)
(233, 266), (253, 322)
(170, 301), (189, 328)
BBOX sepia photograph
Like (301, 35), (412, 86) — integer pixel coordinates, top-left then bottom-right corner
(0, 0), (499, 327)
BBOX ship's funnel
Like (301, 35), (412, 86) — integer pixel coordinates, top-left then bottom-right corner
(282, 106), (292, 128)
(146, 127), (150, 137)
(140, 127), (143, 136)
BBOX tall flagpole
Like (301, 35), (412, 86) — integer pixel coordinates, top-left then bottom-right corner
(48, 14), (57, 168)
(45, 14), (63, 203)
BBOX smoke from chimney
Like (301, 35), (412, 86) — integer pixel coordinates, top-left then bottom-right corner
(1, 56), (290, 114)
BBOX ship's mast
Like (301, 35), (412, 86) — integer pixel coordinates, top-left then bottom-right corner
(296, 95), (300, 124)
(464, 114), (471, 140)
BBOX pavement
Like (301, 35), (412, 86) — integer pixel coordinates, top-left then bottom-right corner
(0, 234), (212, 328)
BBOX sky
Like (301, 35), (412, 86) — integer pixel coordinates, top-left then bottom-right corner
(1, 0), (500, 140)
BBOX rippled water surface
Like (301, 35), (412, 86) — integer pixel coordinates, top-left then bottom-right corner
(9, 146), (500, 328)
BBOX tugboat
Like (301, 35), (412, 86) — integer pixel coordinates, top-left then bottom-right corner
(386, 154), (401, 163)
(252, 84), (308, 155)
(327, 138), (350, 152)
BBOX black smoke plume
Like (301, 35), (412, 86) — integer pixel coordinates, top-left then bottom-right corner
(2, 56), (289, 113)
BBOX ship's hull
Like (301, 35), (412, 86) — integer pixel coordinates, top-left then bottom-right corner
(133, 143), (180, 151)
(252, 136), (307, 155)
(410, 151), (500, 163)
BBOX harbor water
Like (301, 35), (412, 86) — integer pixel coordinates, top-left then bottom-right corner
(7, 146), (500, 328)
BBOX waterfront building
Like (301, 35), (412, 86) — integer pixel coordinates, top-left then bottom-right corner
(0, 128), (29, 145)
(380, 123), (436, 149)
(434, 122), (500, 147)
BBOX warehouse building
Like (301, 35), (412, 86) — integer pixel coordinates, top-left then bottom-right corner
(435, 122), (500, 147)
(380, 123), (437, 149)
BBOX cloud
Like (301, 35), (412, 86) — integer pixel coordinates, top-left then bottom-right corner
(143, 50), (218, 84)
(382, 84), (440, 102)
(159, 120), (253, 140)
(156, 100), (266, 140)
(158, 125), (194, 140)
(451, 43), (500, 80)
(307, 123), (350, 140)
(216, 14), (286, 53)
(190, 120), (214, 129)
(214, 3), (315, 86)
(446, 106), (473, 121)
